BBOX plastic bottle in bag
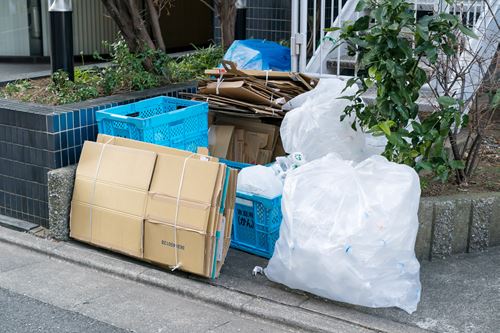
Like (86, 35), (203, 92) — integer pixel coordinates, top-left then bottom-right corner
(265, 154), (422, 313)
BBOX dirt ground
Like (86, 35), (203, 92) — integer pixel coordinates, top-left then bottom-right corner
(422, 117), (499, 197)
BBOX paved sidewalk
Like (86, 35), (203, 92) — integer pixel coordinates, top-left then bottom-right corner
(1, 226), (498, 332)
(0, 241), (293, 333)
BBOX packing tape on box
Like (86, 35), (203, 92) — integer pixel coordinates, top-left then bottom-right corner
(171, 152), (196, 271)
(89, 137), (114, 243)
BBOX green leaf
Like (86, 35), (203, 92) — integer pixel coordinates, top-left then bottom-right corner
(389, 91), (403, 105)
(449, 160), (465, 170)
(353, 16), (370, 31)
(387, 132), (405, 146)
(364, 78), (375, 88)
(416, 24), (429, 41)
(355, 0), (366, 12)
(417, 161), (433, 171)
(458, 24), (478, 38)
(379, 120), (394, 136)
(437, 96), (458, 107)
(461, 114), (469, 127)
(442, 44), (455, 56)
(337, 95), (356, 101)
(368, 66), (377, 78)
(324, 27), (341, 32)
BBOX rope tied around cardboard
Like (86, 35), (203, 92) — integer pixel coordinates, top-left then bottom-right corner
(89, 137), (114, 242)
(215, 72), (224, 95)
(171, 152), (197, 271)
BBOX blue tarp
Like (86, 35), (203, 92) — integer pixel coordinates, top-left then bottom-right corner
(222, 39), (291, 71)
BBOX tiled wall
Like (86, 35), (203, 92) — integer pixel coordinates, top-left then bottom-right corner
(0, 83), (196, 228)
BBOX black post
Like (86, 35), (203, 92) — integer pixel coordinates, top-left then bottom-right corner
(235, 8), (247, 40)
(49, 0), (74, 81)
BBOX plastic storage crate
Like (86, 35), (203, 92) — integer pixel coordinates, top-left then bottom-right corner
(96, 96), (208, 152)
(231, 191), (282, 259)
(220, 159), (253, 170)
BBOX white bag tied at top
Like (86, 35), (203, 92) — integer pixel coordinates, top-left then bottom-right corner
(280, 78), (367, 163)
(265, 154), (422, 313)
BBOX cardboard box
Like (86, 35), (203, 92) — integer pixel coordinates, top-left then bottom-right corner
(70, 134), (236, 278)
(209, 116), (279, 165)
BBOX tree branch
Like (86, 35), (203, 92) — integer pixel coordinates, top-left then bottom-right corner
(146, 0), (166, 51)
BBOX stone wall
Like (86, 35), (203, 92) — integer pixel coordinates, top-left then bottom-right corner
(416, 193), (500, 260)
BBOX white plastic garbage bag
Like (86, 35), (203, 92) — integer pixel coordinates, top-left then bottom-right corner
(265, 154), (422, 313)
(364, 133), (387, 156)
(282, 78), (349, 111)
(281, 102), (366, 162)
(271, 152), (307, 182)
(237, 165), (283, 198)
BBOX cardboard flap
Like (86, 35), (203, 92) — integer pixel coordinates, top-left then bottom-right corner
(149, 154), (221, 204)
(96, 134), (219, 162)
(78, 141), (156, 190)
(208, 125), (234, 159)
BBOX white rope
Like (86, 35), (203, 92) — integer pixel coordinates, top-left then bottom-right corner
(265, 70), (271, 86)
(215, 72), (224, 95)
(171, 153), (196, 271)
(89, 137), (114, 240)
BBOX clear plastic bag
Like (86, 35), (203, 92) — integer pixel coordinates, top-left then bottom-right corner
(237, 165), (283, 199)
(280, 79), (367, 162)
(265, 154), (422, 313)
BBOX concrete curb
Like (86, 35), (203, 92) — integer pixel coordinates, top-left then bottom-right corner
(0, 227), (429, 333)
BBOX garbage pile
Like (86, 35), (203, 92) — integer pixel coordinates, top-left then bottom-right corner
(182, 61), (318, 118)
(68, 54), (422, 314)
(234, 77), (422, 314)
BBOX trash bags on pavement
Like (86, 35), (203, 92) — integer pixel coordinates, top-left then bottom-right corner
(264, 154), (422, 314)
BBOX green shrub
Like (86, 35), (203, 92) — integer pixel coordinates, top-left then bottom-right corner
(1, 35), (223, 105)
(337, 0), (474, 182)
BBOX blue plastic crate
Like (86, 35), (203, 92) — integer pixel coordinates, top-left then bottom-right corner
(231, 191), (282, 259)
(220, 159), (254, 170)
(96, 96), (208, 152)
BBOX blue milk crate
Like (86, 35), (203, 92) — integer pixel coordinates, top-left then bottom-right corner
(96, 96), (208, 152)
(231, 192), (282, 259)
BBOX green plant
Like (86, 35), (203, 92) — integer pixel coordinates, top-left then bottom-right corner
(1, 36), (221, 105)
(337, 0), (476, 182)
(98, 36), (165, 94)
(165, 44), (224, 82)
(49, 70), (100, 104)
(2, 80), (33, 97)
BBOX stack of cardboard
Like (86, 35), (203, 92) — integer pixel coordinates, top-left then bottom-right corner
(182, 61), (318, 119)
(208, 116), (281, 164)
(70, 134), (237, 278)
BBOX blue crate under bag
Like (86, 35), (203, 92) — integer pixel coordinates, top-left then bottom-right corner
(231, 191), (282, 259)
(96, 96), (208, 152)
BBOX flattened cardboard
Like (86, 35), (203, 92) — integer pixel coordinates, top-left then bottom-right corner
(70, 203), (144, 258)
(96, 134), (219, 162)
(70, 135), (236, 279)
(144, 219), (208, 275)
(244, 131), (268, 164)
(208, 125), (234, 159)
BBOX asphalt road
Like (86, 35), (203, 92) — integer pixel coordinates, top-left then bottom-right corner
(0, 241), (294, 333)
(0, 287), (129, 333)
